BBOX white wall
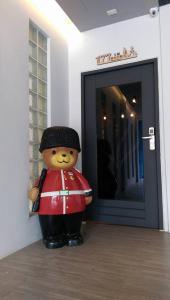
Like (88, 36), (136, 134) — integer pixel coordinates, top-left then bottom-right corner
(159, 4), (170, 232)
(0, 0), (69, 258)
(68, 10), (170, 231)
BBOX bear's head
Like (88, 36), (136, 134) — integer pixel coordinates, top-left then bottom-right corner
(42, 146), (78, 170)
(39, 126), (80, 170)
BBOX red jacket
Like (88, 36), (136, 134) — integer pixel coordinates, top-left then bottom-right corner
(37, 168), (92, 215)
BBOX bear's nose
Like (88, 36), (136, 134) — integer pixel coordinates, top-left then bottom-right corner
(62, 154), (66, 157)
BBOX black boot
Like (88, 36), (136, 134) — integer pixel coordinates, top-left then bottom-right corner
(66, 233), (83, 247)
(43, 236), (66, 249)
(39, 215), (66, 249)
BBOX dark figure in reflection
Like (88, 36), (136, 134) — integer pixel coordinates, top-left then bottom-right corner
(97, 139), (117, 199)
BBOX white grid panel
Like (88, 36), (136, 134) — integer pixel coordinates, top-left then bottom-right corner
(29, 22), (48, 184)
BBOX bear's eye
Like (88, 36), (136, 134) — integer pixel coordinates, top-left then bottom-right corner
(52, 150), (56, 155)
(70, 151), (73, 155)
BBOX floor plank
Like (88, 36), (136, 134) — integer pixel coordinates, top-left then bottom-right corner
(1, 223), (170, 300)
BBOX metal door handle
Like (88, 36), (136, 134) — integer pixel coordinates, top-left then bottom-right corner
(142, 136), (152, 140)
(142, 135), (155, 150)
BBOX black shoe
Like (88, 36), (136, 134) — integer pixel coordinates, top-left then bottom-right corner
(43, 238), (66, 249)
(67, 234), (83, 247)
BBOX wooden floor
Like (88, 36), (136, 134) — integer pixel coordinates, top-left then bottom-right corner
(1, 223), (170, 300)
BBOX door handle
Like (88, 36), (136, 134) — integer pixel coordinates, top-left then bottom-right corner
(142, 136), (152, 140)
(142, 135), (155, 150)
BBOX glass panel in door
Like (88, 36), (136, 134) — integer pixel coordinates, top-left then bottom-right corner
(96, 82), (144, 202)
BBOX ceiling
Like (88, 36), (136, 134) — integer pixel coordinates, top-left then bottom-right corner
(56, 0), (159, 32)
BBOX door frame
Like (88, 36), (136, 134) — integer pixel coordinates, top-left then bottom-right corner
(81, 58), (163, 229)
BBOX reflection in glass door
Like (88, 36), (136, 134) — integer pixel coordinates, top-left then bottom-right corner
(96, 83), (144, 202)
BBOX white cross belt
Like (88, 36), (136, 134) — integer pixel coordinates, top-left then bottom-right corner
(41, 189), (91, 197)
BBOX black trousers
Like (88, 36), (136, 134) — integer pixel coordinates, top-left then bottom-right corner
(39, 212), (83, 240)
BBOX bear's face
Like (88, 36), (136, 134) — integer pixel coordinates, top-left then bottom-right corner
(42, 147), (78, 170)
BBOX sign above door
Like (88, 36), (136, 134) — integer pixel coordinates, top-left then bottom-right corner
(96, 47), (138, 65)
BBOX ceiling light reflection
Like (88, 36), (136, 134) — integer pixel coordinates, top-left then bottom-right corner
(130, 113), (135, 118)
(132, 98), (137, 103)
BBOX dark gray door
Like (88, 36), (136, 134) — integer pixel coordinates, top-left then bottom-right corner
(82, 60), (162, 228)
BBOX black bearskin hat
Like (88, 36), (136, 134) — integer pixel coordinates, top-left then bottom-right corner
(39, 126), (81, 153)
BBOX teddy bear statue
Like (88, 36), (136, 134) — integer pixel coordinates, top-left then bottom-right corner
(29, 126), (92, 249)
